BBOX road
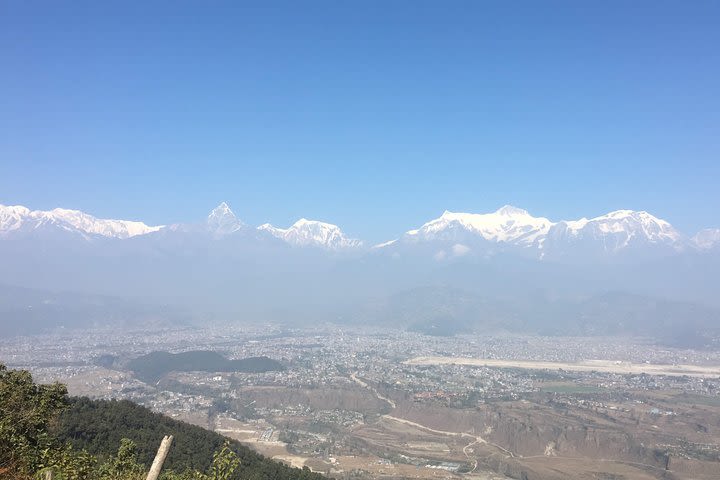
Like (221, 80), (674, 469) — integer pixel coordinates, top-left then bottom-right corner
(350, 371), (515, 471)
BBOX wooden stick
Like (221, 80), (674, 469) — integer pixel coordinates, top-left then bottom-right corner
(146, 435), (174, 480)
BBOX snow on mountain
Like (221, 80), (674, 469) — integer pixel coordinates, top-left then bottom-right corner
(563, 210), (681, 244)
(258, 218), (362, 250)
(372, 239), (397, 249)
(206, 202), (244, 235)
(545, 210), (685, 254)
(399, 205), (554, 247)
(0, 204), (162, 239)
(693, 228), (720, 250)
(0, 205), (32, 232)
(376, 206), (693, 259)
(0, 201), (713, 260)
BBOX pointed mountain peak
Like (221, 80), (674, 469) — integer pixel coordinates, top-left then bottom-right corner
(495, 205), (529, 216)
(207, 202), (243, 234)
(209, 202), (235, 219)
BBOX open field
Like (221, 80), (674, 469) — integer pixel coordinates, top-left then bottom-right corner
(405, 356), (720, 378)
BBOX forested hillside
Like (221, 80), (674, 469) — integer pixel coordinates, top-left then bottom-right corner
(0, 363), (322, 480)
(55, 397), (317, 479)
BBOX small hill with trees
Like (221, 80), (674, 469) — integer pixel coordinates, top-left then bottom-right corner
(126, 351), (285, 383)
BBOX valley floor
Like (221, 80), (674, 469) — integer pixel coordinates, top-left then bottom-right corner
(4, 325), (720, 479)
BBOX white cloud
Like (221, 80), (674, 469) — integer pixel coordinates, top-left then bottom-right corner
(452, 243), (471, 256)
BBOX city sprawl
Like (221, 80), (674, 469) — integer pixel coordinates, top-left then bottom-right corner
(4, 326), (720, 479)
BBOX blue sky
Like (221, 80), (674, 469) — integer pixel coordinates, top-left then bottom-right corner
(1, 1), (718, 242)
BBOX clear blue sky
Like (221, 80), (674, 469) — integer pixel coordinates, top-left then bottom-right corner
(1, 1), (718, 242)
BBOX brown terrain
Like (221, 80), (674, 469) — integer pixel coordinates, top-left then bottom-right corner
(206, 375), (720, 480)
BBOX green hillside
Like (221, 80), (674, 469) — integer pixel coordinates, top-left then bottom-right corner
(55, 397), (319, 479)
(0, 363), (321, 480)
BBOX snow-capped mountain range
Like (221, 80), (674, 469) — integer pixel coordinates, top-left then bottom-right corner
(2, 201), (718, 320)
(0, 204), (162, 240)
(259, 219), (363, 250)
(400, 205), (554, 247)
(0, 202), (362, 251)
(378, 205), (703, 259)
(202, 202), (362, 249)
(1, 202), (717, 255)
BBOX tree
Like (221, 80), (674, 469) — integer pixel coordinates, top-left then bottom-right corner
(0, 362), (68, 475)
(161, 442), (239, 480)
(205, 442), (240, 480)
(98, 438), (147, 480)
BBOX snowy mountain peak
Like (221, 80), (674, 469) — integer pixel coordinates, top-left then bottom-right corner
(599, 209), (663, 222)
(207, 202), (244, 234)
(0, 205), (32, 232)
(546, 209), (684, 255)
(385, 206), (694, 259)
(405, 207), (553, 247)
(495, 205), (530, 216)
(0, 204), (162, 239)
(208, 202), (235, 220)
(258, 218), (362, 250)
(595, 210), (677, 237)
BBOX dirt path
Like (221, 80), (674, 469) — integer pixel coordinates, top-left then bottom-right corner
(382, 414), (475, 439)
(382, 414), (514, 464)
(350, 372), (515, 469)
(463, 438), (483, 472)
(350, 372), (396, 408)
